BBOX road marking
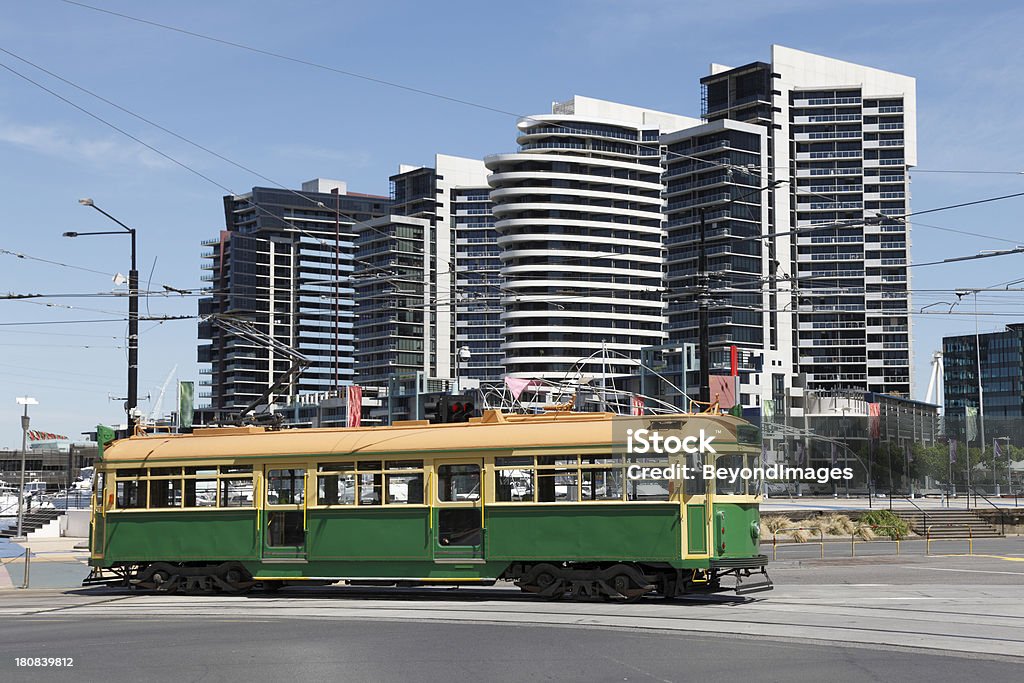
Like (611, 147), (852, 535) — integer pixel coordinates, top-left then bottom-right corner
(930, 553), (1024, 563)
(899, 565), (1024, 576)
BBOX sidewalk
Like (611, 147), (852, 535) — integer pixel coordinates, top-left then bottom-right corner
(0, 536), (90, 590)
(762, 495), (1024, 512)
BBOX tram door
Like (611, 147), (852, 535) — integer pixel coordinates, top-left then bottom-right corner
(682, 452), (711, 558)
(433, 460), (485, 562)
(262, 466), (307, 561)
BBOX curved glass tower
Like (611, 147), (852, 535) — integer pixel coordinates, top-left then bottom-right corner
(485, 97), (695, 382)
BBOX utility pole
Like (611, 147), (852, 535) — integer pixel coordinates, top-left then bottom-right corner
(697, 207), (710, 405)
(973, 292), (987, 494)
(70, 199), (139, 434)
(332, 187), (341, 396)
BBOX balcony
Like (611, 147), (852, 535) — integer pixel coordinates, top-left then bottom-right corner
(792, 96), (861, 107)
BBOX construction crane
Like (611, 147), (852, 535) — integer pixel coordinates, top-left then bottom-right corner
(147, 365), (178, 425)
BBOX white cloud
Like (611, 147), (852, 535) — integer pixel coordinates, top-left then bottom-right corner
(0, 118), (173, 169)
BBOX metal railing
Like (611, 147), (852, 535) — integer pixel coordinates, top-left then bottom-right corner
(1, 547), (30, 589)
(851, 525), (903, 557)
(770, 527), (824, 560)
(889, 492), (928, 532)
(968, 486), (1008, 535)
(926, 524), (974, 556)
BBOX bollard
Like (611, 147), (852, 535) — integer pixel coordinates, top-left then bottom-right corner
(21, 547), (31, 589)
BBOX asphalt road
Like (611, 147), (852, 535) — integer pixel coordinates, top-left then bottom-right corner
(2, 616), (1022, 683)
(2, 548), (1023, 683)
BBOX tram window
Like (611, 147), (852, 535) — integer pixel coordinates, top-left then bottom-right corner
(185, 466), (218, 477)
(386, 473), (423, 504)
(538, 455), (578, 466)
(438, 508), (481, 547)
(747, 454), (764, 495)
(582, 454), (624, 465)
(185, 479), (217, 507)
(150, 467), (181, 477)
(318, 462), (354, 472)
(266, 511), (305, 547)
(627, 477), (670, 501)
(220, 465), (253, 474)
(220, 478), (254, 507)
(625, 456), (670, 501)
(437, 464), (480, 502)
(386, 460), (422, 470)
(537, 468), (578, 502)
(266, 469), (304, 505)
(359, 473), (382, 505)
(496, 468), (534, 502)
(357, 460), (382, 471)
(581, 468), (624, 501)
(94, 472), (105, 507)
(116, 480), (147, 509)
(495, 456), (532, 467)
(149, 479), (182, 508)
(685, 453), (706, 495)
(714, 454), (746, 495)
(318, 473), (356, 505)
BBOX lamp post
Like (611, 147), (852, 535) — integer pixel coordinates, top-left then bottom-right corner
(998, 436), (1012, 493)
(66, 198), (139, 435)
(14, 396), (37, 540)
(955, 289), (986, 495)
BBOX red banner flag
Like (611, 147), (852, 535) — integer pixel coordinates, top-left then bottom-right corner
(346, 385), (363, 428)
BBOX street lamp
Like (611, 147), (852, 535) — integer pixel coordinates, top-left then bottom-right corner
(14, 396), (37, 541)
(998, 436), (1012, 493)
(66, 198), (139, 434)
(955, 289), (985, 494)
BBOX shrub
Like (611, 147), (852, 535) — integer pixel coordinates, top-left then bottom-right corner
(859, 510), (909, 540)
(761, 515), (792, 534)
(819, 513), (857, 536)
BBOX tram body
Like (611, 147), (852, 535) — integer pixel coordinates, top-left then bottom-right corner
(87, 410), (771, 598)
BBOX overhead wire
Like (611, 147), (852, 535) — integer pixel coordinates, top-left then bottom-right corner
(18, 2), (1024, 350)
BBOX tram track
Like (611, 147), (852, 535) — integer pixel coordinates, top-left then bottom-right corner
(6, 584), (1024, 659)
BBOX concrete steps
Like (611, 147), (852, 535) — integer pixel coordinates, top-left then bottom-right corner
(893, 509), (1003, 538)
(0, 509), (61, 538)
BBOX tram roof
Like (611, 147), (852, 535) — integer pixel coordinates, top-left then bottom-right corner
(99, 410), (749, 464)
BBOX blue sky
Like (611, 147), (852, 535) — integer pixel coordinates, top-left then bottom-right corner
(2, 0), (1023, 448)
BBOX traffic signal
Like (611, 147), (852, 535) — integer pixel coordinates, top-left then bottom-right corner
(425, 393), (477, 424)
(445, 394), (476, 424)
(423, 394), (443, 424)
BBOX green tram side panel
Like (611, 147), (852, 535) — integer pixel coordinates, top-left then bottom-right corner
(713, 502), (760, 559)
(101, 510), (258, 564)
(485, 504), (680, 561)
(687, 504), (707, 554)
(306, 508), (430, 561)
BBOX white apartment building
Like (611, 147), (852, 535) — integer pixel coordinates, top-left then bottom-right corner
(485, 96), (698, 382)
(700, 46), (916, 404)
